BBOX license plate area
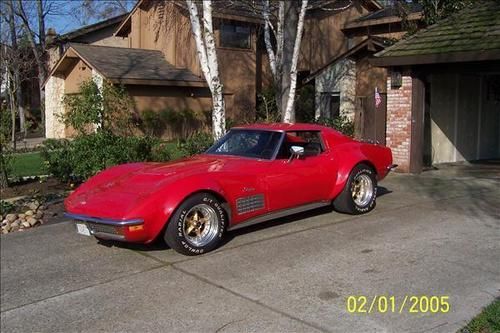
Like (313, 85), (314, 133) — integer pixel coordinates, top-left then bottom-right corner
(76, 222), (91, 236)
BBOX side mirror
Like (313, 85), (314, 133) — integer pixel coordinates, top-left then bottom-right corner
(288, 145), (304, 163)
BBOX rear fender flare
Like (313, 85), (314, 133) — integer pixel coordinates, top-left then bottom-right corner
(330, 149), (374, 198)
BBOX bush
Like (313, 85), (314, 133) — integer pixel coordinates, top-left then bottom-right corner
(41, 132), (172, 182)
(1, 107), (13, 188)
(314, 115), (354, 137)
(62, 79), (135, 136)
(256, 87), (280, 123)
(180, 131), (214, 156)
(141, 109), (163, 136)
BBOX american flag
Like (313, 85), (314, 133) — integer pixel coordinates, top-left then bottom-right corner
(375, 87), (382, 109)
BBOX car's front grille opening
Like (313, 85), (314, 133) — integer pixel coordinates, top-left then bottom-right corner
(86, 222), (123, 235)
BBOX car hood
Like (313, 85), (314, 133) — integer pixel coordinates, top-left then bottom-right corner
(65, 155), (242, 218)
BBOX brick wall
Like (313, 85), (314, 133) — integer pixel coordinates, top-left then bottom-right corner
(386, 74), (412, 172)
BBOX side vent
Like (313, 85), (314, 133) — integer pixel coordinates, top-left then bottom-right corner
(236, 194), (265, 215)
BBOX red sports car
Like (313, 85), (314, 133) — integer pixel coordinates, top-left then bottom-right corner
(65, 123), (395, 255)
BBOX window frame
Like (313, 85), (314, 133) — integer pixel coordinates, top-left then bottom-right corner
(219, 22), (252, 50)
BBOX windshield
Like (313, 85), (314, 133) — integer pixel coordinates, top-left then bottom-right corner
(206, 129), (283, 159)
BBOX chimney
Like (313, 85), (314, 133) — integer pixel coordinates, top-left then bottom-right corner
(46, 28), (57, 45)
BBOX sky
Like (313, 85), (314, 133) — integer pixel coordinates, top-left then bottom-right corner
(44, 0), (135, 35)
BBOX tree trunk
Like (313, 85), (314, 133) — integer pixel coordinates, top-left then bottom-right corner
(16, 0), (47, 130)
(280, 1), (298, 122)
(283, 0), (308, 123)
(8, 0), (25, 138)
(0, 153), (9, 189)
(37, 0), (46, 128)
(186, 0), (226, 139)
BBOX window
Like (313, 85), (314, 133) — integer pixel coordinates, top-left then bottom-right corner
(320, 92), (340, 119)
(206, 129), (282, 159)
(276, 131), (324, 159)
(220, 23), (251, 49)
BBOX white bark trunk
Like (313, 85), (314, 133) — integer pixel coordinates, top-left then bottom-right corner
(263, 0), (277, 79)
(283, 0), (308, 123)
(186, 0), (225, 140)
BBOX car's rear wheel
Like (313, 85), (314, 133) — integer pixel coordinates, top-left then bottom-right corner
(333, 164), (377, 215)
(164, 193), (226, 255)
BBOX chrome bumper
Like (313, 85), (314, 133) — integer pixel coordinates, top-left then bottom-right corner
(64, 212), (143, 241)
(387, 164), (398, 172)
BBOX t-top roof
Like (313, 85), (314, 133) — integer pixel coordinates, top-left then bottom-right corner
(372, 1), (500, 66)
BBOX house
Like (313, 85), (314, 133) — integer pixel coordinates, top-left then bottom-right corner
(306, 1), (424, 141)
(46, 13), (129, 71)
(45, 0), (392, 140)
(371, 1), (500, 173)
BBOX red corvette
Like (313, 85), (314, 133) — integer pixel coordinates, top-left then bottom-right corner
(65, 123), (395, 255)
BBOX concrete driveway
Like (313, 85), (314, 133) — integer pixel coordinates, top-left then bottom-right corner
(1, 164), (499, 333)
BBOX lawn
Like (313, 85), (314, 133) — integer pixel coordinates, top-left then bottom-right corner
(10, 152), (46, 178)
(460, 298), (500, 333)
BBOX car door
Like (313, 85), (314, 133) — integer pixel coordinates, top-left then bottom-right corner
(264, 131), (335, 212)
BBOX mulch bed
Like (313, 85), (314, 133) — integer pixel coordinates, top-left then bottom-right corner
(2, 177), (69, 199)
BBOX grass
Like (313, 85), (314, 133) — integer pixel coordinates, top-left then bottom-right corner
(460, 298), (500, 333)
(10, 151), (46, 177)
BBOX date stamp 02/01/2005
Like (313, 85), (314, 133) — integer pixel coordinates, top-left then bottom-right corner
(346, 295), (450, 314)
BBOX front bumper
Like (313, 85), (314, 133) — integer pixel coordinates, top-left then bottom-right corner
(64, 212), (144, 241)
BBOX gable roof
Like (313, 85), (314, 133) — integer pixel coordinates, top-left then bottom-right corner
(45, 43), (206, 88)
(355, 2), (422, 22)
(51, 13), (128, 45)
(304, 36), (391, 83)
(343, 3), (422, 31)
(371, 1), (500, 66)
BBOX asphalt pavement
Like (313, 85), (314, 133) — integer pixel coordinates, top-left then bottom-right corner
(1, 164), (499, 333)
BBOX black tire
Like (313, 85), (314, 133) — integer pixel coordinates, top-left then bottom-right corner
(164, 193), (226, 255)
(333, 164), (377, 215)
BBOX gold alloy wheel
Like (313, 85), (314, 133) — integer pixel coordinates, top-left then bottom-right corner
(351, 174), (374, 207)
(183, 204), (219, 247)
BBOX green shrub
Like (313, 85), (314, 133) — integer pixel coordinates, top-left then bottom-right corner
(256, 87), (280, 123)
(41, 132), (172, 182)
(62, 79), (135, 136)
(180, 131), (214, 156)
(150, 142), (173, 162)
(0, 107), (13, 187)
(314, 115), (354, 137)
(40, 138), (74, 182)
(141, 109), (163, 136)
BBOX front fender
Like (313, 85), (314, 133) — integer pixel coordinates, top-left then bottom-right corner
(125, 175), (227, 242)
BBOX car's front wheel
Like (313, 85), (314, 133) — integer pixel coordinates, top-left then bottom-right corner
(333, 164), (377, 214)
(164, 193), (226, 255)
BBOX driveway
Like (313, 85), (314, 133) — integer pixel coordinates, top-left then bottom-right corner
(1, 164), (499, 332)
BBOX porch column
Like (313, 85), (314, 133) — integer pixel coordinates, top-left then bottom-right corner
(386, 73), (412, 172)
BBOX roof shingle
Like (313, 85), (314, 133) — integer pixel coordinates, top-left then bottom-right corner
(374, 1), (500, 61)
(70, 43), (205, 84)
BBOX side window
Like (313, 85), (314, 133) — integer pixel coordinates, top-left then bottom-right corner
(277, 131), (324, 158)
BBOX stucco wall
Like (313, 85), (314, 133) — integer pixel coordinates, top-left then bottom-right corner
(64, 59), (92, 94)
(314, 58), (356, 120)
(45, 75), (66, 139)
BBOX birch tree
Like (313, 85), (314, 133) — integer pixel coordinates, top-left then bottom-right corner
(262, 0), (308, 123)
(186, 0), (226, 140)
